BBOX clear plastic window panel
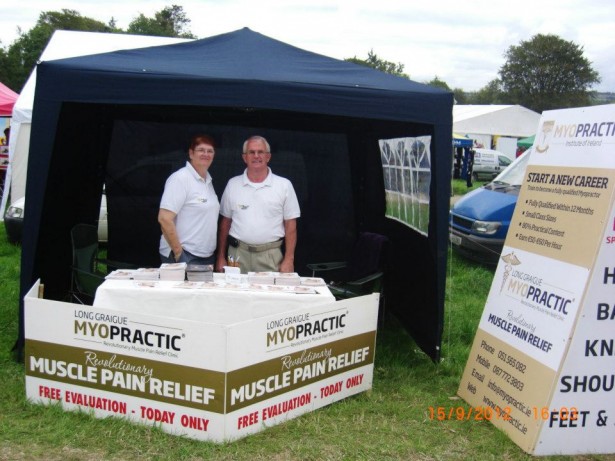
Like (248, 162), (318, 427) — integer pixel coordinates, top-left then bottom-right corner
(378, 136), (431, 236)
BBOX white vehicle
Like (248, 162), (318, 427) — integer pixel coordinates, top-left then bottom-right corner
(471, 148), (512, 181)
(4, 194), (108, 244)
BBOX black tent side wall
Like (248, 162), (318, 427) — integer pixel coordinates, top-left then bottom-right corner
(373, 122), (451, 360)
(432, 122), (453, 359)
(17, 94), (70, 350)
(388, 122), (451, 359)
(22, 103), (111, 301)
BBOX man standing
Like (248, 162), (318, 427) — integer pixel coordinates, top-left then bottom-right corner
(216, 136), (300, 273)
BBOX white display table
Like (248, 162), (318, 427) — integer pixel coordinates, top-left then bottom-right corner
(24, 277), (378, 443)
(93, 274), (335, 324)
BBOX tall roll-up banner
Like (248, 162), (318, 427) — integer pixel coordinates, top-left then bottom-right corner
(458, 104), (615, 456)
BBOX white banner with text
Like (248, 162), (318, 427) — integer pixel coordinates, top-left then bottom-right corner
(458, 104), (615, 455)
(25, 284), (379, 443)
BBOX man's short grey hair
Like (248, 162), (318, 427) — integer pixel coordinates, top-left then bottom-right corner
(243, 135), (271, 154)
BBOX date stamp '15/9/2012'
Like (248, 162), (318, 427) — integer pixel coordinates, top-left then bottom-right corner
(428, 406), (580, 422)
(428, 406), (511, 421)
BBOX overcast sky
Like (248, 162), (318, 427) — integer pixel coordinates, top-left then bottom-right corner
(1, 0), (614, 92)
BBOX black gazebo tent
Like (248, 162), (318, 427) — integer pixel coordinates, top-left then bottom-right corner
(18, 28), (453, 361)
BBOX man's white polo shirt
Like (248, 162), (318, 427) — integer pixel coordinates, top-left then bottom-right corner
(220, 168), (300, 245)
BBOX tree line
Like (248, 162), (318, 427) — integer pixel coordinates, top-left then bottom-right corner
(346, 36), (601, 112)
(0, 6), (194, 93)
(0, 5), (602, 113)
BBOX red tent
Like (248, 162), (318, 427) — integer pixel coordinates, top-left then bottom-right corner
(0, 82), (18, 116)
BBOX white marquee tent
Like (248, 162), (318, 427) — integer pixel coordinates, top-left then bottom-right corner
(453, 104), (540, 137)
(453, 104), (541, 157)
(0, 30), (189, 218)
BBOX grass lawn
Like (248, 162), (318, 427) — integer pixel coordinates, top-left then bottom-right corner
(0, 223), (612, 460)
(451, 178), (483, 197)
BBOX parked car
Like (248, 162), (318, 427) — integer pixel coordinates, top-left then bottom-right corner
(471, 148), (512, 181)
(4, 193), (108, 244)
(3, 196), (24, 244)
(449, 149), (530, 264)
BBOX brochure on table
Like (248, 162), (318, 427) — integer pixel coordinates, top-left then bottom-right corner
(24, 281), (379, 442)
(458, 104), (615, 455)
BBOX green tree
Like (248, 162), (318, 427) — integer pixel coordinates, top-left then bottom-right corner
(424, 76), (468, 102)
(127, 5), (196, 38)
(452, 88), (468, 104)
(467, 79), (507, 105)
(0, 6), (196, 92)
(499, 34), (600, 112)
(35, 9), (117, 34)
(0, 9), (115, 91)
(425, 76), (451, 91)
(345, 50), (409, 78)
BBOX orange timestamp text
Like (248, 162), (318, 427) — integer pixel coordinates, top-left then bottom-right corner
(533, 407), (578, 421)
(428, 406), (511, 421)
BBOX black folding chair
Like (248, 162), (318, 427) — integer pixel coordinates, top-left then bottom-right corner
(69, 224), (135, 304)
(307, 232), (389, 302)
(70, 224), (106, 304)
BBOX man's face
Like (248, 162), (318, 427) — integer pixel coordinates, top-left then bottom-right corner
(242, 139), (271, 173)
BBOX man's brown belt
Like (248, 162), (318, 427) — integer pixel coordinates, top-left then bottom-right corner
(229, 237), (283, 252)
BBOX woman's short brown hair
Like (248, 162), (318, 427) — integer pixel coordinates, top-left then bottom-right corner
(190, 134), (216, 150)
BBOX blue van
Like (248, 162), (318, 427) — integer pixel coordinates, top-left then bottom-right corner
(449, 149), (530, 264)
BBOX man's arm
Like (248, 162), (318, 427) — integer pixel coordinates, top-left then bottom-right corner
(216, 216), (232, 272)
(279, 218), (297, 273)
(158, 208), (182, 261)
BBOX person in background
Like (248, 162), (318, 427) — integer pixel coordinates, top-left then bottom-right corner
(158, 134), (219, 265)
(216, 135), (300, 273)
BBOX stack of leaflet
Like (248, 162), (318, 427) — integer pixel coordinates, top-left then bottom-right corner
(159, 262), (187, 281)
(105, 270), (136, 280)
(247, 271), (276, 285)
(186, 263), (214, 282)
(133, 268), (160, 281)
(274, 272), (301, 286)
(300, 277), (326, 287)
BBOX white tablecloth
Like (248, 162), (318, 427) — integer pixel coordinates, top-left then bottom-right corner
(93, 274), (334, 325)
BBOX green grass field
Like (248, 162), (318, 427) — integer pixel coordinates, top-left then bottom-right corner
(0, 223), (612, 460)
(451, 178), (482, 196)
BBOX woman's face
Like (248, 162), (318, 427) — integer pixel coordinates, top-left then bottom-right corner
(189, 142), (215, 172)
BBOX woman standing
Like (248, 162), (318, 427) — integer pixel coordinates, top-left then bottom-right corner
(158, 134), (219, 265)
